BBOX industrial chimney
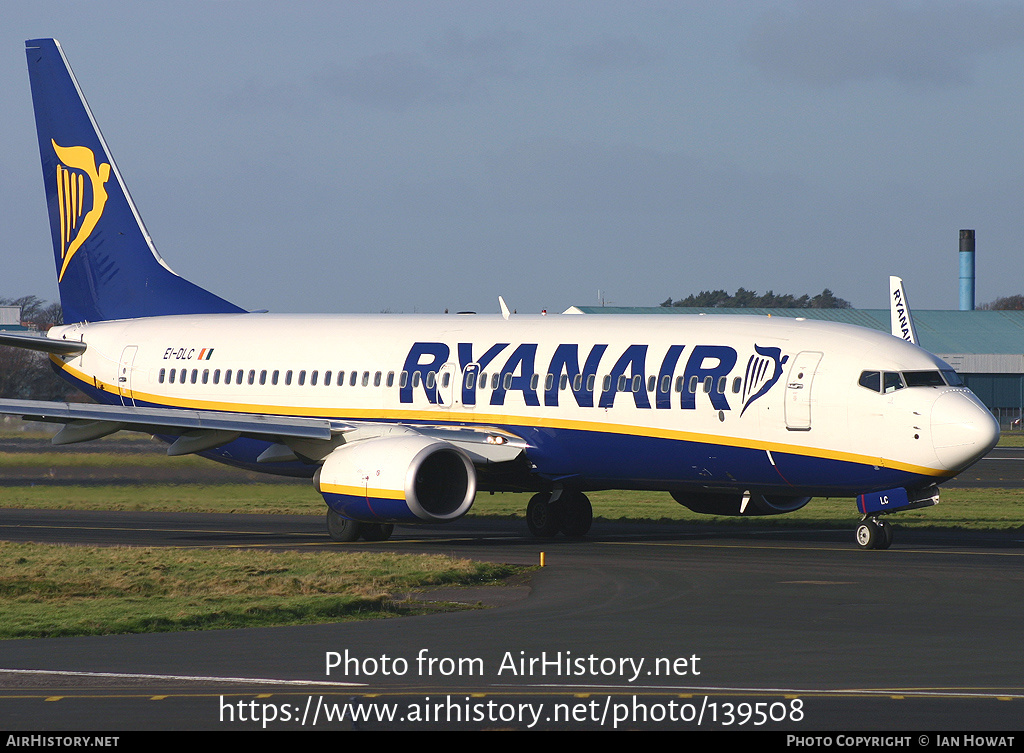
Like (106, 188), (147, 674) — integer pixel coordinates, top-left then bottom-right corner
(959, 229), (975, 311)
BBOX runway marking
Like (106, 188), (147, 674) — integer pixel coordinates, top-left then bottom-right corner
(601, 540), (1024, 556)
(514, 682), (1024, 700)
(0, 668), (364, 688)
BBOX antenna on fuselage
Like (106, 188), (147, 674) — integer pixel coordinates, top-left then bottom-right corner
(498, 296), (511, 320)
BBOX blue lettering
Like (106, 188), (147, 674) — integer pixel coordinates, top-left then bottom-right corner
(681, 345), (736, 410)
(544, 343), (607, 407)
(598, 344), (651, 409)
(400, 342), (449, 404)
(490, 343), (540, 406)
(656, 345), (685, 409)
(457, 342), (508, 406)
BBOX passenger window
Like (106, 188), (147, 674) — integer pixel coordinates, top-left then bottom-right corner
(617, 375), (628, 392)
(703, 376), (712, 393)
(585, 374), (595, 392)
(259, 370), (267, 386)
(632, 375), (642, 393)
(387, 371), (395, 387)
(350, 371), (358, 387)
(503, 373), (513, 390)
(717, 376), (727, 393)
(159, 368), (165, 383)
(271, 370), (279, 385)
(191, 369), (198, 384)
(169, 368), (176, 384)
(661, 375), (671, 393)
(213, 369), (221, 384)
(310, 370), (318, 386)
(285, 370), (292, 386)
(374, 371), (382, 387)
(237, 370), (244, 385)
(362, 371), (370, 387)
(324, 370), (331, 386)
(298, 370), (306, 386)
(689, 376), (698, 393)
(732, 376), (741, 393)
(573, 374), (583, 391)
(248, 369), (255, 386)
(647, 375), (656, 392)
(202, 369), (209, 385)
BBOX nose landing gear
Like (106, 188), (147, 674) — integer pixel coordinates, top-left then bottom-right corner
(855, 516), (893, 550)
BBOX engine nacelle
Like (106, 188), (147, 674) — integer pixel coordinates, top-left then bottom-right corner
(671, 491), (811, 516)
(314, 435), (476, 524)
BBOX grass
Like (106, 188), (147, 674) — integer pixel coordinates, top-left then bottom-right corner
(0, 542), (524, 639)
(2, 483), (1022, 529)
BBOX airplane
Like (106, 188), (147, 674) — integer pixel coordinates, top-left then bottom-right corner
(0, 38), (999, 550)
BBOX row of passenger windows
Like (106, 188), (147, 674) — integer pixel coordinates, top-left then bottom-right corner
(157, 367), (744, 395)
(159, 368), (395, 388)
(858, 369), (963, 394)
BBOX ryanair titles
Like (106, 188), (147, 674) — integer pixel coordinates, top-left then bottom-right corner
(400, 341), (789, 413)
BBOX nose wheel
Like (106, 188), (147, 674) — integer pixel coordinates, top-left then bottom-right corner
(855, 517), (893, 550)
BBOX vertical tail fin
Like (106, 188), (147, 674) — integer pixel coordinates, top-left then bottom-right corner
(889, 276), (919, 345)
(25, 38), (244, 323)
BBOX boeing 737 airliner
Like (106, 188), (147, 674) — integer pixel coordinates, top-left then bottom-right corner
(1, 39), (999, 549)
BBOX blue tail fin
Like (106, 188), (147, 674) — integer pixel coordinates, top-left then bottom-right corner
(25, 39), (245, 323)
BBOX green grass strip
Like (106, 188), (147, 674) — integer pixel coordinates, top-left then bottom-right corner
(0, 542), (524, 639)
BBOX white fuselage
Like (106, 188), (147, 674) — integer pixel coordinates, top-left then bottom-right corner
(47, 312), (998, 497)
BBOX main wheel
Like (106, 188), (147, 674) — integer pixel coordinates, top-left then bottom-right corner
(361, 523), (395, 542)
(855, 519), (879, 549)
(526, 492), (561, 537)
(326, 509), (362, 542)
(558, 491), (593, 538)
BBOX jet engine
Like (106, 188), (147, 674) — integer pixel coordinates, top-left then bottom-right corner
(670, 491), (811, 516)
(314, 435), (476, 523)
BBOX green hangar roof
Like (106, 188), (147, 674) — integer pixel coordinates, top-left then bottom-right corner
(564, 307), (1024, 358)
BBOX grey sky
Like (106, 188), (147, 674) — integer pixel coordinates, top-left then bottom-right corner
(1, 1), (1022, 315)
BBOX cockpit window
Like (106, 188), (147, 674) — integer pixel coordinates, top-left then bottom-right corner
(902, 370), (945, 388)
(858, 371), (881, 392)
(861, 368), (964, 393)
(941, 370), (964, 387)
(882, 372), (905, 393)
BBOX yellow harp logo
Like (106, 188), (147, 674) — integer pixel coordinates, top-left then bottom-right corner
(52, 140), (110, 282)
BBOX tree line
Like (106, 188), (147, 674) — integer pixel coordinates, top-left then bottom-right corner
(0, 296), (74, 401)
(659, 288), (851, 309)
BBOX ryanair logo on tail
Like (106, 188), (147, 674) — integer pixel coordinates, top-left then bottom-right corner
(52, 140), (110, 281)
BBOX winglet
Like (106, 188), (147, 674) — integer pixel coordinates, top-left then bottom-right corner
(498, 296), (511, 320)
(889, 276), (919, 345)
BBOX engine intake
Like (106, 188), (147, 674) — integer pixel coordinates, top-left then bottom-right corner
(315, 435), (476, 523)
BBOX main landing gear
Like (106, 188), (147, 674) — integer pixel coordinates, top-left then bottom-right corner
(855, 516), (893, 550)
(326, 509), (395, 542)
(526, 490), (593, 538)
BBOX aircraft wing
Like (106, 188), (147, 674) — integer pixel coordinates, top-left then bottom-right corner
(0, 398), (526, 463)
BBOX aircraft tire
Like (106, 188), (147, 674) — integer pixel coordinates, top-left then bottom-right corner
(558, 491), (593, 538)
(876, 519), (893, 550)
(326, 509), (362, 542)
(856, 519), (879, 550)
(527, 493), (561, 538)
(360, 523), (395, 542)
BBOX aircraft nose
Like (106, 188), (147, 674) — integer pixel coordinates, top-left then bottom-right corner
(931, 391), (1000, 472)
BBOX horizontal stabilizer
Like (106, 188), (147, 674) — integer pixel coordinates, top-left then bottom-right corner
(0, 332), (85, 355)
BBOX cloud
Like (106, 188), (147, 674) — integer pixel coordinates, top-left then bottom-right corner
(744, 0), (1024, 87)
